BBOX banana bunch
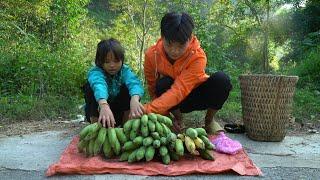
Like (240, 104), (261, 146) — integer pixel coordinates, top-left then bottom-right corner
(78, 114), (216, 164)
(177, 127), (215, 160)
(77, 122), (128, 158)
(119, 113), (184, 165)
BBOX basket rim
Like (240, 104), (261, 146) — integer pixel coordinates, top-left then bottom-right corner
(239, 74), (298, 79)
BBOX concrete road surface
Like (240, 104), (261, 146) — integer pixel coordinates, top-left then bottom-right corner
(1, 130), (319, 179)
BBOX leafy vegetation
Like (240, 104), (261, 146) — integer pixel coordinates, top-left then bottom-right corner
(0, 0), (319, 123)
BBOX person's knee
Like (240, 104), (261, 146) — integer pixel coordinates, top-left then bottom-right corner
(155, 76), (174, 96)
(210, 71), (232, 92)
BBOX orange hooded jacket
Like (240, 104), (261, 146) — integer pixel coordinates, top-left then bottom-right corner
(143, 35), (209, 114)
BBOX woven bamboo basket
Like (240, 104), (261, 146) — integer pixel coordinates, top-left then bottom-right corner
(239, 74), (298, 142)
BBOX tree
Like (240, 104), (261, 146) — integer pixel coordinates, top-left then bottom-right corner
(109, 0), (165, 77)
(243, 0), (271, 73)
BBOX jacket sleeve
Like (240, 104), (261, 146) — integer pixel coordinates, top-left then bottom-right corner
(144, 51), (157, 100)
(122, 65), (144, 98)
(144, 58), (207, 114)
(87, 66), (109, 102)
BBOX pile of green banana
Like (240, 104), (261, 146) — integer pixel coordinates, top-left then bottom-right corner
(77, 122), (127, 157)
(120, 113), (181, 164)
(177, 128), (215, 160)
(77, 113), (215, 164)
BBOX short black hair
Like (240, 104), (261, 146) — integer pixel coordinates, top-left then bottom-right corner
(160, 12), (194, 44)
(95, 38), (124, 68)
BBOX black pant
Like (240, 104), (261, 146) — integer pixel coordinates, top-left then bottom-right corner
(155, 72), (232, 113)
(82, 82), (130, 125)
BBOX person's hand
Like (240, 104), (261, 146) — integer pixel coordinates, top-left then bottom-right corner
(129, 95), (145, 119)
(98, 100), (116, 128)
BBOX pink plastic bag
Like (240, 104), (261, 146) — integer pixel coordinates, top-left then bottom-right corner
(211, 132), (242, 155)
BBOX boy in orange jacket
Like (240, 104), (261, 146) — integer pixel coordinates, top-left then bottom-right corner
(143, 12), (232, 134)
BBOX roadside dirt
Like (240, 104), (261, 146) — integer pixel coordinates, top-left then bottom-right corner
(218, 117), (320, 136)
(0, 119), (87, 137)
(0, 115), (319, 137)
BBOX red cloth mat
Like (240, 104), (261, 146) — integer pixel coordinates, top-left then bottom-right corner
(46, 136), (262, 176)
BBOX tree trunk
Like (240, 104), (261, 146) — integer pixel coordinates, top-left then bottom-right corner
(262, 0), (270, 73)
(139, 0), (147, 79)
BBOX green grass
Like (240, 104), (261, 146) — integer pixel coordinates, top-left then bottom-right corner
(0, 95), (82, 122)
(292, 88), (320, 123)
(216, 88), (242, 120)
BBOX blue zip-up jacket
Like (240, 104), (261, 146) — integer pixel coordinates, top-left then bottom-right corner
(88, 64), (144, 102)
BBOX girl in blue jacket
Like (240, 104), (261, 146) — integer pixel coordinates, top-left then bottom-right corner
(83, 38), (144, 128)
